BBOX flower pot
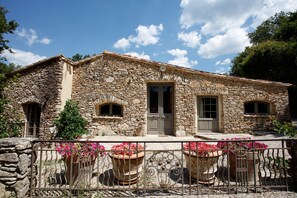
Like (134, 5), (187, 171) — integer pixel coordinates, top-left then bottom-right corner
(229, 151), (259, 183)
(109, 152), (145, 185)
(64, 155), (96, 186)
(183, 150), (222, 184)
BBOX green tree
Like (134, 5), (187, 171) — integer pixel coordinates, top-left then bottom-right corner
(0, 7), (20, 138)
(230, 11), (297, 116)
(248, 12), (297, 44)
(54, 100), (87, 140)
(69, 53), (91, 61)
(0, 7), (18, 53)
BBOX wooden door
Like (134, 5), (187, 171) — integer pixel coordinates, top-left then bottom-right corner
(147, 84), (173, 135)
(197, 97), (219, 132)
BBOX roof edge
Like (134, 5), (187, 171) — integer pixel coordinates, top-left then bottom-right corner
(10, 55), (74, 75)
(8, 51), (293, 88)
(72, 53), (104, 65)
(102, 51), (292, 87)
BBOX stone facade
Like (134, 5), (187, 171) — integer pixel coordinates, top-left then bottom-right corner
(71, 52), (290, 136)
(3, 51), (291, 138)
(4, 56), (73, 139)
(0, 138), (36, 198)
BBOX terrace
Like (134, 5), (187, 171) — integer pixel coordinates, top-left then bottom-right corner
(29, 134), (297, 197)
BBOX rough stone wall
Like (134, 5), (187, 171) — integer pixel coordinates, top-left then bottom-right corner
(188, 74), (289, 133)
(4, 59), (65, 139)
(72, 54), (290, 135)
(72, 56), (155, 136)
(221, 81), (289, 133)
(0, 138), (36, 198)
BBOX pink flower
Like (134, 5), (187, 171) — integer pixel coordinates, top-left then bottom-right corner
(183, 142), (220, 157)
(56, 142), (106, 159)
(216, 137), (268, 155)
(111, 142), (144, 156)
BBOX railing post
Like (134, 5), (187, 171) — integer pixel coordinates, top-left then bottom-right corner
(29, 141), (36, 198)
(291, 139), (297, 192)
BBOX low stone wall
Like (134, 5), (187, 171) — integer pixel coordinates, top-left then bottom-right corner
(0, 138), (36, 198)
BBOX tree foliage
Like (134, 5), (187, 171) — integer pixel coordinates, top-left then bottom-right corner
(248, 12), (297, 45)
(69, 53), (91, 61)
(0, 6), (18, 53)
(230, 11), (297, 116)
(231, 41), (297, 83)
(54, 100), (87, 140)
(0, 7), (20, 138)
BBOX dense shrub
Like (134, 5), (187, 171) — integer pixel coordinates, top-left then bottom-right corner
(54, 100), (87, 140)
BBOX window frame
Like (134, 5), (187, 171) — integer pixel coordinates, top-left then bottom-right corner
(198, 97), (217, 119)
(244, 101), (270, 115)
(24, 102), (41, 138)
(97, 103), (123, 117)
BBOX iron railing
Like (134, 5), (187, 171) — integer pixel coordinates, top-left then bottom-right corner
(30, 139), (295, 197)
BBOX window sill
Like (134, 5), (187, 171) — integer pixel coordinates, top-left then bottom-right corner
(244, 114), (270, 118)
(92, 116), (123, 120)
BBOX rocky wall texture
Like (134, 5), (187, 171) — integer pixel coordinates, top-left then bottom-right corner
(4, 58), (65, 139)
(72, 53), (290, 136)
(0, 138), (36, 198)
(4, 52), (289, 138)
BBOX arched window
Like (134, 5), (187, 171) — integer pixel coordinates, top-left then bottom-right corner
(98, 103), (123, 117)
(244, 101), (270, 115)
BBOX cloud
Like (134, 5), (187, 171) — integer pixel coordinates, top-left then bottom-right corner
(125, 51), (150, 60)
(252, 0), (297, 28)
(178, 31), (201, 48)
(179, 0), (296, 35)
(16, 28), (51, 46)
(113, 38), (130, 50)
(215, 66), (230, 74)
(39, 37), (51, 45)
(178, 0), (297, 58)
(113, 24), (163, 50)
(216, 58), (231, 65)
(1, 48), (46, 66)
(198, 28), (250, 58)
(180, 0), (260, 33)
(167, 49), (198, 68)
(129, 24), (163, 47)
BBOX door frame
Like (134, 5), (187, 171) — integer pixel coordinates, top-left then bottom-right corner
(197, 95), (221, 132)
(147, 82), (175, 135)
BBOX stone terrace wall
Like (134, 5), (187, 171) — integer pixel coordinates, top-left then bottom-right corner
(72, 54), (290, 135)
(0, 138), (36, 198)
(4, 59), (65, 139)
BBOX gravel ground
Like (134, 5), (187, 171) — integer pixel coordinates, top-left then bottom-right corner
(145, 191), (297, 198)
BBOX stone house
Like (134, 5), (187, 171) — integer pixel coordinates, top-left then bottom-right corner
(4, 51), (291, 139)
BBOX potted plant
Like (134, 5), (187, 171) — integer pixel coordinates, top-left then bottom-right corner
(217, 138), (268, 182)
(183, 142), (222, 184)
(56, 142), (106, 185)
(109, 142), (144, 184)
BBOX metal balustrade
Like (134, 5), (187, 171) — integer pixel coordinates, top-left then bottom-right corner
(29, 139), (295, 197)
